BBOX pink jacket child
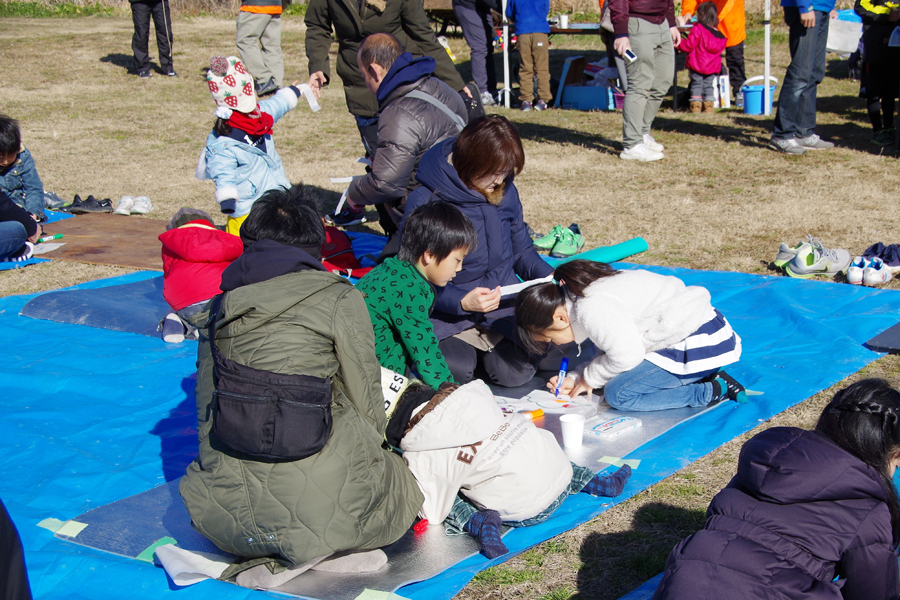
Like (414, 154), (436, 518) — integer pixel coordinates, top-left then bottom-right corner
(679, 22), (727, 75)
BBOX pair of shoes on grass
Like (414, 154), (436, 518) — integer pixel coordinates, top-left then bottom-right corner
(620, 134), (665, 162)
(769, 134), (834, 155)
(776, 236), (851, 279)
(62, 194), (113, 214)
(847, 256), (893, 286)
(114, 196), (153, 215)
(533, 224), (585, 258)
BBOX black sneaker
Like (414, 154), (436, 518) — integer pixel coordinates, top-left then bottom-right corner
(255, 77), (278, 96)
(138, 70), (152, 79)
(70, 195), (113, 214)
(326, 205), (367, 227)
(165, 68), (178, 77)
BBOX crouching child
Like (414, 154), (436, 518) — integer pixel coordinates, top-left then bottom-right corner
(381, 368), (632, 558)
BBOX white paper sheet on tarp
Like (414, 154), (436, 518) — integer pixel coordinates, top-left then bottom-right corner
(155, 543), (234, 586)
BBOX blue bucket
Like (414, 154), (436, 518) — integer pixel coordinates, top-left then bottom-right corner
(741, 84), (776, 115)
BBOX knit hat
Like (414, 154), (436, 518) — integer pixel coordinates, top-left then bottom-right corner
(207, 56), (257, 114)
(167, 207), (215, 230)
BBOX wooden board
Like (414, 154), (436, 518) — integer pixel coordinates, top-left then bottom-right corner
(40, 213), (167, 271)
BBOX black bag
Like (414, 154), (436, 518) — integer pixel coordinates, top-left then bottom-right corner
(208, 295), (333, 461)
(461, 82), (486, 122)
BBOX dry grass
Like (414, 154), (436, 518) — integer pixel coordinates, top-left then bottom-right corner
(2, 13), (899, 600)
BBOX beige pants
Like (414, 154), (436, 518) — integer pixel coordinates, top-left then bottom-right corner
(517, 33), (551, 103)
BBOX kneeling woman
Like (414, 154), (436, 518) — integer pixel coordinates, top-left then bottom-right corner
(515, 260), (744, 410)
(654, 378), (900, 600)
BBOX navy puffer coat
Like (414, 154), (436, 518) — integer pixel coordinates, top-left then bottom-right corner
(653, 427), (900, 600)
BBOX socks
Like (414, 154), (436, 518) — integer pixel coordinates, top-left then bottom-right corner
(582, 464), (631, 498)
(709, 370), (748, 406)
(161, 313), (187, 343)
(464, 509), (508, 559)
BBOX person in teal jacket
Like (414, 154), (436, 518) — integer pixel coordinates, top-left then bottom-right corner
(356, 200), (477, 388)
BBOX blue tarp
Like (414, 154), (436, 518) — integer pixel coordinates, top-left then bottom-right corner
(3, 264), (900, 600)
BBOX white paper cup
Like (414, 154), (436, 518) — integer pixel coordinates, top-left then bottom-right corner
(559, 14), (569, 28)
(559, 414), (585, 448)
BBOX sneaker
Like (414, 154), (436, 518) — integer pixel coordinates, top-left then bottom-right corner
(785, 242), (851, 279)
(734, 92), (743, 109)
(131, 196), (153, 214)
(796, 134), (834, 150)
(0, 241), (33, 262)
(161, 313), (186, 343)
(620, 143), (664, 162)
(534, 100), (548, 111)
(165, 69), (178, 77)
(533, 224), (564, 250)
(774, 234), (819, 268)
(115, 196), (135, 215)
(43, 190), (68, 210)
(863, 257), (893, 286)
(846, 256), (869, 285)
(521, 101), (533, 112)
(872, 128), (896, 147)
(480, 91), (496, 107)
(69, 195), (113, 214)
(550, 224), (585, 258)
(707, 370), (748, 407)
(255, 77), (278, 96)
(138, 69), (152, 79)
(642, 133), (664, 152)
(326, 204), (366, 227)
(769, 138), (807, 155)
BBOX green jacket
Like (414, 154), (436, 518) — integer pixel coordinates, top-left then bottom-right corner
(304, 0), (466, 118)
(357, 257), (455, 388)
(180, 259), (423, 566)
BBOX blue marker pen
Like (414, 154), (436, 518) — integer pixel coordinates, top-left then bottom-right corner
(553, 358), (569, 397)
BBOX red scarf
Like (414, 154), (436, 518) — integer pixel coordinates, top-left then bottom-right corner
(227, 108), (274, 136)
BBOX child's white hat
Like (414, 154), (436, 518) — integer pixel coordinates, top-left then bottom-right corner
(207, 56), (257, 114)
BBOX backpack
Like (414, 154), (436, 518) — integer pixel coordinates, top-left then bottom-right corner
(322, 226), (372, 278)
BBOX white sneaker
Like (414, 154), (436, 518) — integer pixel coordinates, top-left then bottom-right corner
(863, 257), (893, 286)
(785, 242), (851, 279)
(114, 196), (135, 215)
(846, 256), (869, 285)
(131, 196), (153, 214)
(620, 143), (664, 162)
(643, 133), (664, 152)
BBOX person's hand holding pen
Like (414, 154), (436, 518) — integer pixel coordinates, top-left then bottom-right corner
(547, 375), (593, 398)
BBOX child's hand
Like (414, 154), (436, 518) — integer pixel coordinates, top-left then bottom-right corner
(461, 286), (501, 313)
(27, 225), (43, 244)
(547, 375), (576, 395)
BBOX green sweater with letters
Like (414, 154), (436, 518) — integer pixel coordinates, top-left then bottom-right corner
(357, 257), (455, 388)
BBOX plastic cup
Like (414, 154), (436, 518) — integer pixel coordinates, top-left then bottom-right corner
(559, 414), (585, 448)
(559, 14), (569, 28)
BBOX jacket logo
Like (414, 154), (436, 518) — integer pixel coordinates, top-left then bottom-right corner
(456, 441), (483, 464)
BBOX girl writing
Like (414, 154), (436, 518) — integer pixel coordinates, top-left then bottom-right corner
(515, 260), (744, 411)
(678, 2), (728, 113)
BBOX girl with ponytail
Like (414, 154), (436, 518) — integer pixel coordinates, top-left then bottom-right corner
(654, 378), (900, 600)
(514, 260), (744, 411)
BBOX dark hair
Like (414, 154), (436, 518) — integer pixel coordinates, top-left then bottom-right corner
(452, 115), (525, 190)
(398, 200), (478, 263)
(515, 260), (619, 354)
(358, 33), (404, 72)
(240, 184), (325, 252)
(815, 378), (900, 545)
(696, 1), (719, 29)
(0, 115), (21, 155)
(213, 117), (233, 137)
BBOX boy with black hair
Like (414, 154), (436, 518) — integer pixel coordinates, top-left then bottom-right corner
(0, 115), (45, 222)
(357, 200), (477, 388)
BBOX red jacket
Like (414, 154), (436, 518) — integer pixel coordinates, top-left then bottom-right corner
(679, 23), (727, 75)
(159, 220), (243, 311)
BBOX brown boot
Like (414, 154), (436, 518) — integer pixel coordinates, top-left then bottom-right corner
(690, 101), (702, 113)
(703, 101), (716, 113)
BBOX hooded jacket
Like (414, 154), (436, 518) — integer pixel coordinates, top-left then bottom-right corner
(678, 22), (727, 75)
(348, 54), (467, 208)
(0, 148), (44, 218)
(304, 0), (465, 119)
(180, 240), (423, 565)
(401, 379), (572, 522)
(653, 427), (900, 600)
(158, 219), (244, 311)
(402, 138), (554, 340)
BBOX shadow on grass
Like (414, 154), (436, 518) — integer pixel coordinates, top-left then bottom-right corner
(573, 502), (706, 600)
(513, 120), (620, 155)
(654, 115), (771, 149)
(101, 52), (137, 74)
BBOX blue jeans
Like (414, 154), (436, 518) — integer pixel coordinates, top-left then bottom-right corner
(0, 221), (27, 259)
(772, 9), (829, 140)
(603, 360), (715, 411)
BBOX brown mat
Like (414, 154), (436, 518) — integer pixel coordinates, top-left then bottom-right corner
(42, 214), (166, 271)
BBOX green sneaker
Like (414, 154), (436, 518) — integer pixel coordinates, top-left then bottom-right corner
(533, 224), (565, 250)
(550, 224), (585, 258)
(872, 128), (896, 147)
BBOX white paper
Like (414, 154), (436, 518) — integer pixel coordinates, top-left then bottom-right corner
(334, 187), (350, 215)
(155, 544), (233, 586)
(33, 242), (65, 255)
(493, 389), (597, 415)
(297, 83), (321, 112)
(499, 275), (554, 297)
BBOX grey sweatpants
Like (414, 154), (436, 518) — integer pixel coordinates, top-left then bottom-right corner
(236, 11), (284, 87)
(622, 18), (674, 149)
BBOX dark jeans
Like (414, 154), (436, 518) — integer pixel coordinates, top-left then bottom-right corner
(130, 0), (173, 73)
(453, 0), (496, 95)
(725, 42), (746, 95)
(0, 221), (27, 259)
(439, 335), (536, 388)
(772, 9), (828, 140)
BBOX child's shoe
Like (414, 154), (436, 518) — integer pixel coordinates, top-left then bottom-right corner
(533, 224), (564, 250)
(863, 257), (893, 286)
(785, 242), (851, 279)
(550, 224), (585, 258)
(534, 100), (548, 111)
(131, 196), (153, 214)
(0, 241), (33, 262)
(115, 196), (135, 215)
(774, 235), (818, 269)
(690, 101), (702, 113)
(707, 370), (748, 407)
(702, 101), (715, 113)
(846, 256), (868, 285)
(327, 204), (366, 227)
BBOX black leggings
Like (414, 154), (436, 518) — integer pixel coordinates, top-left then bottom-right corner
(439, 336), (536, 388)
(865, 62), (899, 132)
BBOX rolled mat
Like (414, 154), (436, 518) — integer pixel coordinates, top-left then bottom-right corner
(549, 237), (649, 266)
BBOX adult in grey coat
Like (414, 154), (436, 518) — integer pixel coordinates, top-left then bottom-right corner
(348, 33), (468, 235)
(180, 185), (423, 573)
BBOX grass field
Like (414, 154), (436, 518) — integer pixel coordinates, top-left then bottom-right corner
(1, 11), (899, 600)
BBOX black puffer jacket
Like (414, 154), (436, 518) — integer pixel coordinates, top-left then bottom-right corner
(348, 53), (467, 207)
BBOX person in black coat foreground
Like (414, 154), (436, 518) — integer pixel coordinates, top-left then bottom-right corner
(653, 377), (900, 600)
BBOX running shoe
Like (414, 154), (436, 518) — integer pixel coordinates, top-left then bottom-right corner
(785, 241), (851, 279)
